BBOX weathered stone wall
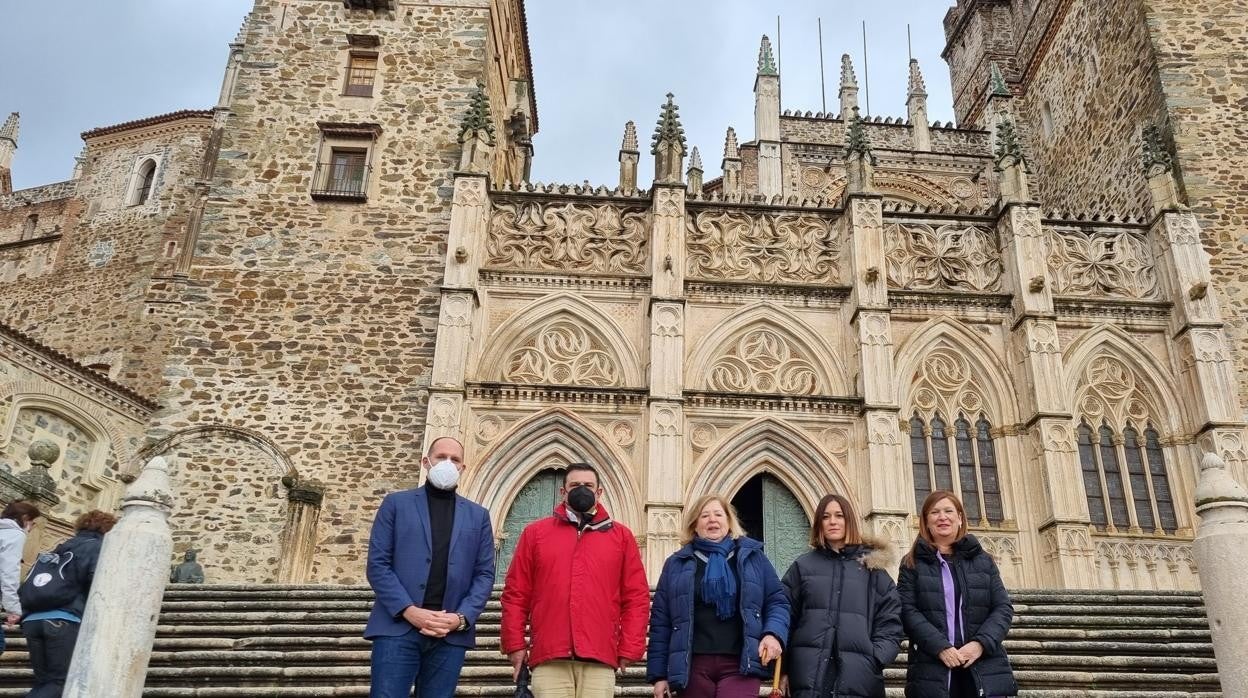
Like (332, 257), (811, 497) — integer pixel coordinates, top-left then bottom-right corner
(0, 119), (211, 394)
(780, 116), (988, 156)
(147, 0), (516, 582)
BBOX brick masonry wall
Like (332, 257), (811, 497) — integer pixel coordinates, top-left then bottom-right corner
(147, 0), (505, 582)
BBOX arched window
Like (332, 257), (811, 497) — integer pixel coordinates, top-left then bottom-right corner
(1078, 419), (1178, 534)
(909, 411), (1005, 526)
(131, 159), (157, 205)
(22, 214), (38, 240)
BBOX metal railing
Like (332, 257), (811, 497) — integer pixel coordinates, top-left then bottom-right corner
(311, 161), (370, 200)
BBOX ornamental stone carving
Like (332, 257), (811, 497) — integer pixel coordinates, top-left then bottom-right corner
(707, 328), (821, 395)
(1046, 227), (1160, 300)
(1074, 355), (1157, 427)
(487, 200), (649, 274)
(885, 222), (1002, 292)
(504, 319), (621, 386)
(909, 347), (986, 419)
(686, 209), (840, 284)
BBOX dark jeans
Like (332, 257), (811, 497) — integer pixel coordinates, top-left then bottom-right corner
(369, 628), (467, 698)
(22, 619), (81, 698)
(683, 654), (760, 698)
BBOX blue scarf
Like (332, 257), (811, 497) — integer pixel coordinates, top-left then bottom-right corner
(693, 536), (737, 620)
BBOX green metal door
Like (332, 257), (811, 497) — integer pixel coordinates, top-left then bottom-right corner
(496, 470), (562, 583)
(761, 476), (809, 579)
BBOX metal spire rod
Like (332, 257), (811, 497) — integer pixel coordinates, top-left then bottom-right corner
(862, 20), (871, 116)
(818, 18), (826, 112)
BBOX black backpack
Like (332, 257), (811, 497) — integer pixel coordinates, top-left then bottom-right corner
(18, 548), (83, 614)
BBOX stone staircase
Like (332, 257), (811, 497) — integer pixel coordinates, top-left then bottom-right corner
(0, 586), (1221, 697)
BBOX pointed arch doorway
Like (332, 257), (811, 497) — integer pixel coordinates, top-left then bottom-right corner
(730, 474), (809, 578)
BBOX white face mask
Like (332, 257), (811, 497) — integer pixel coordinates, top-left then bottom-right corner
(426, 459), (461, 490)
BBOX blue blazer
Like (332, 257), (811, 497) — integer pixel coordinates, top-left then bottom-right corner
(364, 487), (495, 647)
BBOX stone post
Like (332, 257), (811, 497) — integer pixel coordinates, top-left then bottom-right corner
(277, 477), (326, 583)
(721, 127), (741, 199)
(618, 121), (639, 194)
(906, 59), (931, 152)
(64, 456), (174, 698)
(754, 36), (781, 197)
(645, 181), (687, 580)
(1192, 452), (1248, 696)
(0, 440), (61, 509)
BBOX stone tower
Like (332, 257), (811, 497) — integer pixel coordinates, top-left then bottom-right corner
(0, 113), (17, 195)
(943, 0), (1248, 434)
(144, 0), (536, 583)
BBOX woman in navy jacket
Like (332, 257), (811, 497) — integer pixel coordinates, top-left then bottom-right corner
(898, 491), (1017, 697)
(647, 494), (790, 698)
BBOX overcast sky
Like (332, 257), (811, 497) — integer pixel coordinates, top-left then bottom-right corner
(2, 1), (955, 192)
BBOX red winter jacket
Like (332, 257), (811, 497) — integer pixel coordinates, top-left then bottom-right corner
(500, 503), (650, 669)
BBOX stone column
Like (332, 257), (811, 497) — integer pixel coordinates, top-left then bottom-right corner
(645, 183), (687, 581)
(64, 456), (174, 698)
(844, 193), (908, 552)
(1192, 452), (1248, 696)
(423, 171), (488, 453)
(998, 198), (1095, 587)
(277, 477), (326, 583)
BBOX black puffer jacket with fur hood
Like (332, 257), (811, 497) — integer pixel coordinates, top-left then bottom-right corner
(781, 537), (904, 698)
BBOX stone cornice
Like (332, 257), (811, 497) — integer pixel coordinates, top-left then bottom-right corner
(684, 280), (851, 306)
(82, 110), (214, 150)
(683, 390), (861, 416)
(1052, 297), (1173, 322)
(0, 321), (157, 416)
(478, 270), (651, 292)
(468, 382), (648, 407)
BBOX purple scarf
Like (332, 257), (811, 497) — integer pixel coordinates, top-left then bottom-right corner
(937, 554), (961, 691)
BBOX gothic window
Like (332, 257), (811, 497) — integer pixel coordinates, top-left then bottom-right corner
(343, 52), (378, 97)
(21, 214), (38, 240)
(1077, 419), (1178, 534)
(128, 158), (158, 205)
(909, 411), (1005, 526)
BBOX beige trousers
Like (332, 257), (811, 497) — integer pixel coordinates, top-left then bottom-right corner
(530, 660), (617, 698)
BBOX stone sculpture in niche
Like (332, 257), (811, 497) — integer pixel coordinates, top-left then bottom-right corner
(170, 549), (206, 584)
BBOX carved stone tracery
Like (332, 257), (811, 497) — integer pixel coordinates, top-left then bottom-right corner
(503, 319), (621, 387)
(686, 209), (840, 284)
(885, 222), (1002, 292)
(909, 347), (987, 419)
(707, 328), (821, 395)
(487, 200), (649, 274)
(1046, 227), (1160, 300)
(1074, 355), (1157, 428)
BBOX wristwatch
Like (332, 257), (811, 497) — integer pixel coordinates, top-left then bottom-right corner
(456, 613), (468, 632)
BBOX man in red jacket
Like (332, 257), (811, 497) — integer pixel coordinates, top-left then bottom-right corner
(501, 462), (650, 698)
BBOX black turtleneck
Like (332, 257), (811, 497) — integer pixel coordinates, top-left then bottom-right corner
(421, 483), (457, 611)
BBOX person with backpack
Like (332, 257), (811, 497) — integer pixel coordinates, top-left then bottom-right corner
(0, 501), (41, 645)
(19, 509), (117, 698)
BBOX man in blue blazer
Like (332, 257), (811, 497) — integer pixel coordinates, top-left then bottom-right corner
(365, 436), (495, 698)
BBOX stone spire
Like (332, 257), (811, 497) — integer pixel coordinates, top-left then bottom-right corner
(0, 112), (17, 195)
(721, 126), (742, 198)
(619, 120), (639, 193)
(994, 115), (1030, 202)
(686, 146), (704, 196)
(907, 59), (931, 151)
(757, 35), (778, 76)
(1191, 451), (1248, 698)
(652, 93), (687, 184)
(989, 62), (1010, 97)
(1142, 122), (1180, 212)
(458, 84), (495, 173)
(839, 54), (859, 117)
(844, 107), (875, 195)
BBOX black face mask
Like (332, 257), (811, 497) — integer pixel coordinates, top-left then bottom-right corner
(566, 486), (597, 514)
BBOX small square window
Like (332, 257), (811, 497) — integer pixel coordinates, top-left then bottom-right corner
(344, 53), (377, 97)
(313, 147), (369, 200)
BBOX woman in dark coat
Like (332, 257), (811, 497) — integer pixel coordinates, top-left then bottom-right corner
(898, 491), (1017, 698)
(780, 494), (902, 698)
(648, 494), (790, 698)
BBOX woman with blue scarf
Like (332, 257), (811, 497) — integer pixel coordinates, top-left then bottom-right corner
(648, 494), (790, 698)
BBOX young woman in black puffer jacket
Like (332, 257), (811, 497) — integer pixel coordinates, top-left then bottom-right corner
(780, 494), (903, 698)
(898, 491), (1017, 698)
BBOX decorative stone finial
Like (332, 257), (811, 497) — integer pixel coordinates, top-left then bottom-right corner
(621, 120), (639, 153)
(723, 127), (740, 160)
(989, 62), (1010, 97)
(458, 84), (495, 146)
(846, 108), (874, 161)
(0, 112), (18, 143)
(907, 59), (927, 96)
(27, 440), (59, 469)
(840, 54), (858, 88)
(1196, 451), (1248, 509)
(651, 93), (687, 156)
(1141, 122), (1173, 177)
(757, 35), (778, 76)
(686, 147), (704, 195)
(688, 146), (703, 172)
(993, 116), (1028, 171)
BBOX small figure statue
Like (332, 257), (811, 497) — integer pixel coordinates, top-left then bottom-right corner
(170, 549), (205, 584)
